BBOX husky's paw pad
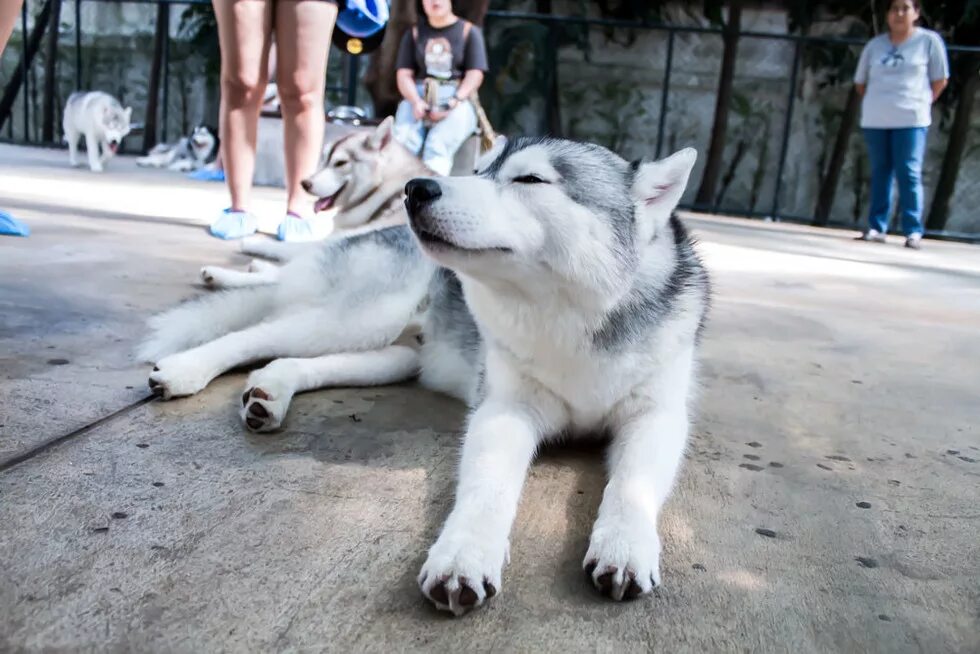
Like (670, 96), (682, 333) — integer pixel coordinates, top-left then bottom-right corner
(147, 358), (210, 400)
(418, 531), (506, 616)
(583, 523), (661, 601)
(241, 387), (283, 432)
(200, 267), (217, 286)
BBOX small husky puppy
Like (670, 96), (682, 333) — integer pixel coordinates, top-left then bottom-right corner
(141, 136), (709, 616)
(136, 125), (220, 172)
(63, 91), (132, 172)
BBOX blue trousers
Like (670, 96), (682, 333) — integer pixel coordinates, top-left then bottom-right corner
(393, 83), (477, 177)
(863, 127), (928, 236)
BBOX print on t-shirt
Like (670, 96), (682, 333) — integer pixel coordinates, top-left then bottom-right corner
(424, 37), (454, 80)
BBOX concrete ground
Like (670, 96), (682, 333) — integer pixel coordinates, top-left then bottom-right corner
(1, 144), (978, 653)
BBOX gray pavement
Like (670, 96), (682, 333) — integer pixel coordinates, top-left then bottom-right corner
(1, 144), (978, 653)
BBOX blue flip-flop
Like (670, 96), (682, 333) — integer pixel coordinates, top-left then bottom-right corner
(0, 210), (29, 237)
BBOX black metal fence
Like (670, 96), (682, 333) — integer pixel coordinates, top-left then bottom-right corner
(482, 10), (980, 241)
(2, 1), (979, 239)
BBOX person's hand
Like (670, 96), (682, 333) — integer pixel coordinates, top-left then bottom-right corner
(427, 108), (449, 122)
(412, 99), (429, 120)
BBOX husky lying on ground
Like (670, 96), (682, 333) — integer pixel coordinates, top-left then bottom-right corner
(136, 125), (219, 172)
(198, 117), (431, 289)
(63, 91), (132, 172)
(141, 137), (709, 614)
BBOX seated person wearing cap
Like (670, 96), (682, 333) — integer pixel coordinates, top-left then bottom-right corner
(393, 0), (488, 176)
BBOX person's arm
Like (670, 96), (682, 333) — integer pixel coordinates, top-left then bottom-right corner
(452, 70), (484, 103)
(394, 30), (428, 119)
(397, 69), (429, 121)
(853, 41), (872, 99)
(927, 32), (950, 103)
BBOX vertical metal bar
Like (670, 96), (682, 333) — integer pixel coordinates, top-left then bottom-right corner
(655, 29), (674, 159)
(21, 0), (29, 140)
(74, 0), (81, 90)
(345, 53), (358, 107)
(161, 0), (170, 143)
(771, 37), (803, 220)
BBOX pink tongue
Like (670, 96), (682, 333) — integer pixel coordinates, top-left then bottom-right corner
(314, 195), (335, 213)
(109, 143), (118, 153)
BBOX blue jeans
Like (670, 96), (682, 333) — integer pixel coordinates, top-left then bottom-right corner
(393, 83), (477, 176)
(863, 127), (928, 237)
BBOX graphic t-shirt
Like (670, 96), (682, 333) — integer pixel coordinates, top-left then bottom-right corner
(854, 28), (949, 129)
(395, 19), (489, 81)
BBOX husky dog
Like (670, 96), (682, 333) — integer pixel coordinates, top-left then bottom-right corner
(140, 137), (709, 614)
(303, 116), (431, 232)
(136, 125), (219, 172)
(63, 91), (132, 172)
(198, 117), (432, 289)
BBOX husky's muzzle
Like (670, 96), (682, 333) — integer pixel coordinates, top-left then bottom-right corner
(404, 178), (448, 246)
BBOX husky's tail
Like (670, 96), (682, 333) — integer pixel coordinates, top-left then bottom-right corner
(137, 285), (277, 362)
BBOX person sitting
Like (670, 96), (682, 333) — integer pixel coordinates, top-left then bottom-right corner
(392, 0), (488, 176)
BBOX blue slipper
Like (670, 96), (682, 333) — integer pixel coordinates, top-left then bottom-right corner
(276, 212), (330, 242)
(209, 208), (258, 240)
(0, 210), (29, 237)
(188, 168), (225, 182)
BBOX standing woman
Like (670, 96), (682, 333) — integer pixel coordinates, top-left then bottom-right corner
(854, 0), (948, 249)
(209, 0), (338, 242)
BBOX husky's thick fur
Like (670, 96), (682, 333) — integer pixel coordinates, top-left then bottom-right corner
(63, 91), (132, 172)
(136, 125), (219, 172)
(197, 118), (432, 289)
(141, 137), (709, 615)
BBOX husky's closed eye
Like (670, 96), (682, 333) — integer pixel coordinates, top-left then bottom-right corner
(512, 174), (548, 184)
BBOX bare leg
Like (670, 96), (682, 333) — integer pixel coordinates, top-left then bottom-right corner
(241, 346), (420, 432)
(212, 0), (273, 212)
(0, 0), (24, 55)
(274, 0), (336, 216)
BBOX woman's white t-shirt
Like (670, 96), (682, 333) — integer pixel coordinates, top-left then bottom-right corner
(854, 28), (949, 129)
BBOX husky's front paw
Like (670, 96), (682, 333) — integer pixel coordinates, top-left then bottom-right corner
(200, 266), (218, 287)
(583, 520), (661, 601)
(240, 386), (289, 432)
(147, 354), (212, 399)
(418, 527), (507, 616)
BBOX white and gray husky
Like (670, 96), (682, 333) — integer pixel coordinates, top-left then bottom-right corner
(63, 91), (132, 172)
(136, 125), (219, 172)
(197, 117), (430, 289)
(140, 136), (709, 615)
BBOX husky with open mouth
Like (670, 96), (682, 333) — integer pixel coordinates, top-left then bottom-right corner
(140, 137), (709, 615)
(63, 91), (132, 173)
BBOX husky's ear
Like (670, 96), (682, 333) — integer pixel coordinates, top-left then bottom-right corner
(474, 135), (507, 174)
(632, 147), (697, 230)
(124, 106), (133, 120)
(367, 116), (393, 150)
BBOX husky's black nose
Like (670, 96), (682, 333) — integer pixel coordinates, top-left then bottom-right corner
(405, 178), (441, 214)
(301, 179), (313, 193)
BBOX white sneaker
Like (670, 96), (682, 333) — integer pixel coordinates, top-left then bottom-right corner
(856, 229), (887, 243)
